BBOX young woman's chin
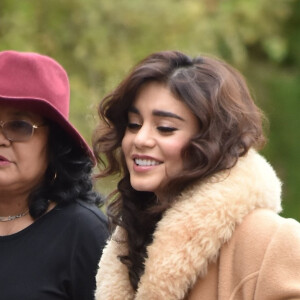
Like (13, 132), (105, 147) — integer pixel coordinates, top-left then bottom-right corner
(130, 178), (168, 197)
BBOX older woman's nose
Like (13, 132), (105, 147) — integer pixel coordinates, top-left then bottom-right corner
(0, 128), (10, 146)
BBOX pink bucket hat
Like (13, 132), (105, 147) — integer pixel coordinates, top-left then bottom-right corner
(0, 50), (95, 164)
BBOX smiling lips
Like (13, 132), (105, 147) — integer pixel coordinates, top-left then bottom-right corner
(133, 155), (162, 168)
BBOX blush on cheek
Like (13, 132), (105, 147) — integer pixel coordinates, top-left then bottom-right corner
(164, 142), (186, 159)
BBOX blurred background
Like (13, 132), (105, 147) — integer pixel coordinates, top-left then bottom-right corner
(0, 0), (299, 220)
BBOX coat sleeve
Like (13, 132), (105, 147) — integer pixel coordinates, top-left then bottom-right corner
(255, 217), (300, 299)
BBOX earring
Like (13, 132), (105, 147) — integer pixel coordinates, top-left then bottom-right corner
(51, 171), (57, 183)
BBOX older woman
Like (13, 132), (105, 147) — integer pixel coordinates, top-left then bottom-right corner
(93, 51), (300, 299)
(0, 50), (108, 300)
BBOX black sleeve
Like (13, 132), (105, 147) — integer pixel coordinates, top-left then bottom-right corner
(69, 203), (109, 300)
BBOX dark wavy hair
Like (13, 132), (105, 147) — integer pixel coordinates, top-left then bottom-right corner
(28, 121), (102, 219)
(93, 50), (266, 289)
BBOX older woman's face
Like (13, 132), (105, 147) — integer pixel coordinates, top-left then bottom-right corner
(122, 82), (199, 198)
(0, 104), (49, 196)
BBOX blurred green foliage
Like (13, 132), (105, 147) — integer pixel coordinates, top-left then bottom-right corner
(0, 0), (299, 220)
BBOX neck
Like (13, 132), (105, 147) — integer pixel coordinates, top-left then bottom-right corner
(0, 194), (29, 217)
(0, 196), (33, 236)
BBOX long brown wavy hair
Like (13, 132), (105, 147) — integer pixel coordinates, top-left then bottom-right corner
(93, 50), (266, 290)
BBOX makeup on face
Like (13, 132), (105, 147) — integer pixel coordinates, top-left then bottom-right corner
(122, 82), (199, 196)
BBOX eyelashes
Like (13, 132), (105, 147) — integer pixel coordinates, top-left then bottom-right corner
(127, 123), (141, 130)
(127, 123), (178, 133)
(157, 126), (178, 133)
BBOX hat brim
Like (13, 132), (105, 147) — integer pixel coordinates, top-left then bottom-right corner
(0, 96), (96, 165)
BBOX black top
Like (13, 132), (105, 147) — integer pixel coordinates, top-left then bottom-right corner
(0, 200), (108, 300)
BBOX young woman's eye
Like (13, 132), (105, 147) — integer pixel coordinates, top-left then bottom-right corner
(157, 126), (178, 133)
(127, 123), (141, 130)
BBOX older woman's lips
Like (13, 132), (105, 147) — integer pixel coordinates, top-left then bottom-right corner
(0, 155), (10, 166)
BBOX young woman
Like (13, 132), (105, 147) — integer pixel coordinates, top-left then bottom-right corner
(93, 51), (300, 299)
(0, 50), (108, 300)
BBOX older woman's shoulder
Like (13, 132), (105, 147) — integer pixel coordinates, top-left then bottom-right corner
(53, 200), (108, 236)
(74, 199), (107, 223)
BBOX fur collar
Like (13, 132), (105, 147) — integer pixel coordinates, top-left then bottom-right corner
(95, 150), (282, 299)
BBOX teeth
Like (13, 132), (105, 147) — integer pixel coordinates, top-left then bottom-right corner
(135, 158), (160, 166)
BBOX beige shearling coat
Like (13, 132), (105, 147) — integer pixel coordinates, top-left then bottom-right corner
(95, 150), (300, 299)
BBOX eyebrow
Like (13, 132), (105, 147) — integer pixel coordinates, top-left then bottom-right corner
(128, 107), (185, 121)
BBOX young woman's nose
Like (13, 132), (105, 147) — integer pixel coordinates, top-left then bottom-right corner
(133, 125), (155, 148)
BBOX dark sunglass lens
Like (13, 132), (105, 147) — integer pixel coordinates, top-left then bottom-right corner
(4, 121), (33, 141)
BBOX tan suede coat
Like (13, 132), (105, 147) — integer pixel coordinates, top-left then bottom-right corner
(95, 150), (300, 299)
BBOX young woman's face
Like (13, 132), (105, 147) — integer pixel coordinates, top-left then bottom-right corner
(122, 82), (199, 198)
(0, 104), (49, 197)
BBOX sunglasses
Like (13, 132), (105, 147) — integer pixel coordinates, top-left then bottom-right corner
(0, 120), (46, 142)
